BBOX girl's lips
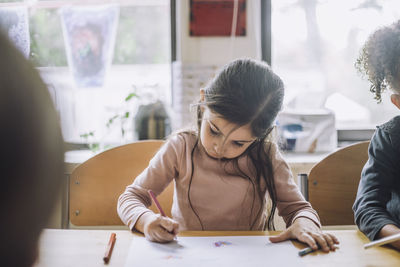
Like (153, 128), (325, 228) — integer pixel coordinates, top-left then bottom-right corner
(204, 148), (220, 159)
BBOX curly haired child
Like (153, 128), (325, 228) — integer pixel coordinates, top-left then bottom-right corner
(354, 20), (400, 250)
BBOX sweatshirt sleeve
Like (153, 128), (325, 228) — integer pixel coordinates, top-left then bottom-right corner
(117, 134), (185, 230)
(353, 128), (400, 240)
(270, 143), (321, 228)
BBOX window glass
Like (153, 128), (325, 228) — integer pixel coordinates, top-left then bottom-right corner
(0, 1), (171, 146)
(30, 8), (66, 66)
(272, 0), (400, 128)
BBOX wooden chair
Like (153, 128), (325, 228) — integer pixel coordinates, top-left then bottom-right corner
(69, 140), (174, 227)
(307, 141), (370, 226)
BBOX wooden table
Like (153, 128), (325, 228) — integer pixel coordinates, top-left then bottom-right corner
(34, 229), (400, 267)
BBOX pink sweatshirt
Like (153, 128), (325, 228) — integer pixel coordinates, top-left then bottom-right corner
(117, 132), (320, 231)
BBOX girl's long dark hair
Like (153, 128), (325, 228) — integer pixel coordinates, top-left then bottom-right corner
(188, 58), (284, 230)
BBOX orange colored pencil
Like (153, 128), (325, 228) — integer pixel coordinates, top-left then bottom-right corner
(103, 233), (116, 264)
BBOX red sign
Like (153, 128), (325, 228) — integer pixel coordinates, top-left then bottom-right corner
(190, 0), (247, 36)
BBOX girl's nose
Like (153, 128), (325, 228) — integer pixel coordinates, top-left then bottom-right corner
(213, 143), (218, 152)
(213, 143), (221, 154)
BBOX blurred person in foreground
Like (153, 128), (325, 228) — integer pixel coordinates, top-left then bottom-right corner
(0, 32), (64, 266)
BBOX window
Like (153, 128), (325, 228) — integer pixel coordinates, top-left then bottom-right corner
(0, 0), (171, 148)
(271, 0), (399, 129)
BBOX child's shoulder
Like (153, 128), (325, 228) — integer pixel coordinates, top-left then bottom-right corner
(264, 140), (279, 153)
(166, 129), (198, 148)
(378, 116), (400, 133)
(261, 141), (293, 177)
(263, 141), (286, 165)
(156, 131), (197, 160)
(375, 116), (400, 150)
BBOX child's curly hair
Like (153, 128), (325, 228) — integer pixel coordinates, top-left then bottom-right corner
(355, 20), (400, 103)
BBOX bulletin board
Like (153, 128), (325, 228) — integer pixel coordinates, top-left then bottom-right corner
(189, 0), (247, 36)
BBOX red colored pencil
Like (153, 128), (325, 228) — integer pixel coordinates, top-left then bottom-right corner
(103, 233), (116, 264)
(148, 190), (178, 239)
(148, 190), (166, 216)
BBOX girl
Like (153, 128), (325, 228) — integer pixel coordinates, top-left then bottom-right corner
(118, 58), (338, 252)
(353, 20), (400, 250)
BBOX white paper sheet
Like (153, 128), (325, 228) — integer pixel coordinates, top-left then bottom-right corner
(124, 235), (305, 267)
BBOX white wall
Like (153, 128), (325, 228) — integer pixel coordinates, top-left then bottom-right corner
(176, 0), (262, 65)
(171, 0), (263, 128)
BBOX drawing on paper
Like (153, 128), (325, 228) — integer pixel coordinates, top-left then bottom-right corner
(163, 255), (183, 260)
(125, 235), (303, 267)
(214, 241), (232, 247)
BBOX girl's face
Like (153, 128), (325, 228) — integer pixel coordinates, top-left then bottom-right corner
(390, 92), (400, 110)
(199, 107), (256, 159)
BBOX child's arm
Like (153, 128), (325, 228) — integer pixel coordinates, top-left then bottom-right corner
(377, 224), (400, 250)
(270, 217), (339, 252)
(118, 183), (179, 242)
(353, 127), (400, 247)
(267, 143), (339, 252)
(117, 134), (185, 242)
(268, 144), (320, 228)
(135, 212), (179, 243)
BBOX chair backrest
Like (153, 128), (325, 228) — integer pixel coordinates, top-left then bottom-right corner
(69, 140), (174, 226)
(308, 141), (370, 226)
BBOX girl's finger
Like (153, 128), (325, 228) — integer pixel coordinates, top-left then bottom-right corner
(160, 217), (179, 233)
(152, 231), (165, 243)
(145, 231), (157, 242)
(269, 229), (292, 243)
(161, 227), (177, 241)
(159, 218), (173, 232)
(328, 233), (340, 244)
(172, 221), (180, 235)
(297, 232), (318, 250)
(322, 233), (336, 251)
(310, 232), (329, 252)
(154, 228), (174, 243)
(172, 225), (179, 235)
(159, 220), (178, 239)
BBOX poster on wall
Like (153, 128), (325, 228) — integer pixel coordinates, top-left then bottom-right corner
(190, 0), (246, 36)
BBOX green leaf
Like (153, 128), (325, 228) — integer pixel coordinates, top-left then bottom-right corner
(89, 143), (100, 153)
(110, 115), (119, 121)
(80, 131), (95, 139)
(124, 111), (130, 118)
(106, 115), (119, 128)
(125, 92), (139, 102)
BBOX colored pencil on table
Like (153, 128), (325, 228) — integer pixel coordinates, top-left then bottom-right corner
(103, 233), (116, 264)
(364, 232), (400, 249)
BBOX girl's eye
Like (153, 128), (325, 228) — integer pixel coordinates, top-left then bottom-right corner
(209, 126), (220, 136)
(233, 141), (244, 147)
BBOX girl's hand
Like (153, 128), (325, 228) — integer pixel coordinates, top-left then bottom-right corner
(142, 213), (179, 243)
(269, 217), (339, 252)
